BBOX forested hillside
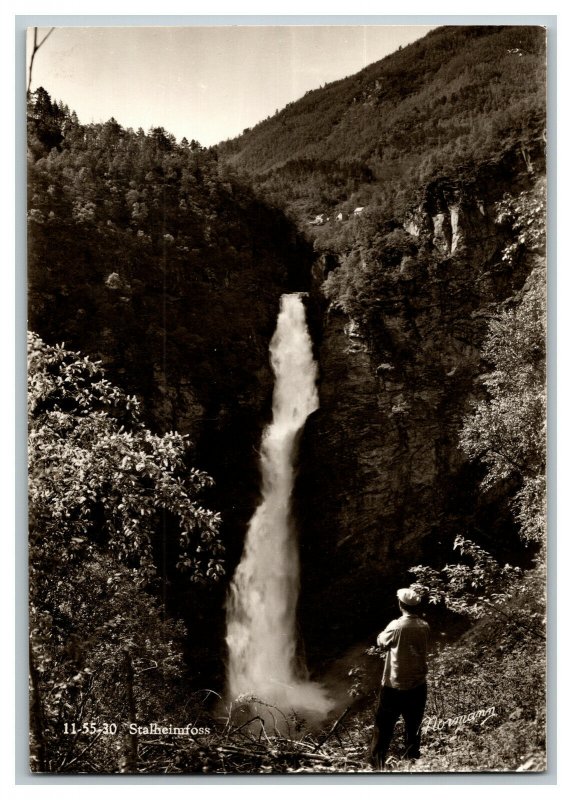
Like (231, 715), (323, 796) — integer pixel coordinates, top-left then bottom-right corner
(28, 88), (311, 411)
(219, 25), (545, 227)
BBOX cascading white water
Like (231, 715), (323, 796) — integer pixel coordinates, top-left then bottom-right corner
(225, 293), (332, 716)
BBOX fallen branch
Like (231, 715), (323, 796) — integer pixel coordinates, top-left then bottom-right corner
(313, 706), (351, 752)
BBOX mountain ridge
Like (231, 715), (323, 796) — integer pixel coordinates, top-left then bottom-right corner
(218, 25), (545, 226)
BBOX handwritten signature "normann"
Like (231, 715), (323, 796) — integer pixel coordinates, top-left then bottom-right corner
(423, 706), (497, 732)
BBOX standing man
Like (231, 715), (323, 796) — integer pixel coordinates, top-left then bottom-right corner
(369, 588), (430, 770)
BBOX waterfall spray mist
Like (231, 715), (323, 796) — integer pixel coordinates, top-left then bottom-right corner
(225, 293), (332, 716)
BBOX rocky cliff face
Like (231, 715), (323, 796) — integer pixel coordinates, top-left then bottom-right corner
(296, 159), (543, 661)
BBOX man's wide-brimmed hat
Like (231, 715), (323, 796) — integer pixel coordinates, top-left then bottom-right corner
(397, 588), (421, 606)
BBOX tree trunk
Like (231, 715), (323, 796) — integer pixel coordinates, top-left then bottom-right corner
(120, 650), (138, 773)
(29, 640), (46, 772)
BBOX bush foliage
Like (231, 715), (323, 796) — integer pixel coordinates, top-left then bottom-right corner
(28, 333), (223, 772)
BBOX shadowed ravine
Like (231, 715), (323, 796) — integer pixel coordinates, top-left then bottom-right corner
(225, 293), (333, 719)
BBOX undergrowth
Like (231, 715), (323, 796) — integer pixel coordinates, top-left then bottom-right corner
(96, 566), (544, 774)
(206, 566), (546, 774)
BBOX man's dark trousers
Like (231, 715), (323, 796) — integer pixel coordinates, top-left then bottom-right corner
(370, 682), (427, 768)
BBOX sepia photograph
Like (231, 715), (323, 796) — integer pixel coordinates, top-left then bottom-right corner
(25, 19), (548, 776)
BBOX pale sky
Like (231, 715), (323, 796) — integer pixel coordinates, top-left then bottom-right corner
(27, 25), (436, 146)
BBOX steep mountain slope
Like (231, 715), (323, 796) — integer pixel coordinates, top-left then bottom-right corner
(218, 25), (545, 224)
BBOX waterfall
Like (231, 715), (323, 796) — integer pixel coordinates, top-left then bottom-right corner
(225, 293), (332, 717)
